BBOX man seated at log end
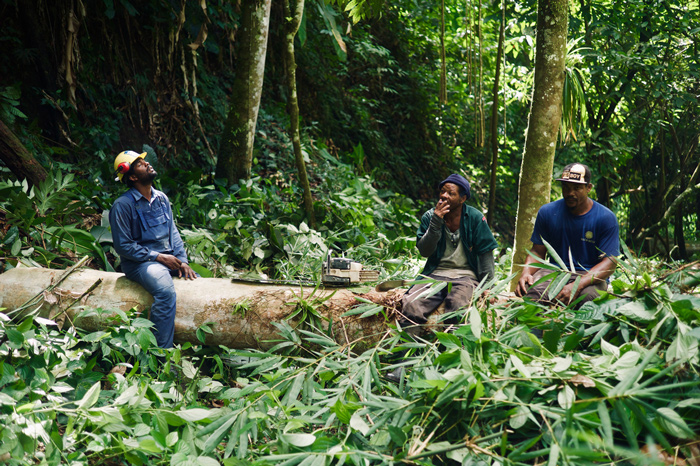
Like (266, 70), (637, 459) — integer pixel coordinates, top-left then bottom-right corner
(109, 150), (197, 349)
(399, 173), (499, 335)
(515, 162), (620, 308)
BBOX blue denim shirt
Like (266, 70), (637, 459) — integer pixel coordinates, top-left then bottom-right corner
(109, 187), (188, 267)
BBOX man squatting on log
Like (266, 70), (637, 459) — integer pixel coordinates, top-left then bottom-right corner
(515, 163), (620, 308)
(386, 174), (498, 382)
(109, 150), (197, 348)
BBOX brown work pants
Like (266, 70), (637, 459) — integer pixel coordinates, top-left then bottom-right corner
(400, 274), (480, 333)
(524, 268), (607, 308)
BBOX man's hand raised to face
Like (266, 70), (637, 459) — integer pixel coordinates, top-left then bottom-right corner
(435, 199), (451, 218)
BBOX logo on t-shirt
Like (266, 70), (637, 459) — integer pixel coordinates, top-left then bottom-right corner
(583, 231), (595, 243)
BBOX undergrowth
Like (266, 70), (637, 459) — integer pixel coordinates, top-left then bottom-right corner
(1, 254), (699, 465)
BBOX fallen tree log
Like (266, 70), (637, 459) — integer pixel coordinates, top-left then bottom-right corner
(0, 267), (405, 351)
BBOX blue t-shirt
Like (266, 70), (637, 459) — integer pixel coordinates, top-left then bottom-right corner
(531, 199), (620, 271)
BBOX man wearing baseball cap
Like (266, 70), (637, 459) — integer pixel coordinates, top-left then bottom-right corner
(400, 173), (498, 335)
(109, 150), (197, 349)
(515, 162), (619, 307)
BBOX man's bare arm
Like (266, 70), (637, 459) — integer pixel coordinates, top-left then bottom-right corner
(515, 244), (547, 297)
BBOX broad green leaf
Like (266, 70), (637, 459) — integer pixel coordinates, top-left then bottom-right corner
(552, 356), (572, 372)
(600, 339), (619, 358)
(138, 438), (162, 453)
(666, 333), (698, 364)
(350, 412), (370, 435)
(510, 355), (531, 378)
(557, 385), (575, 410)
(656, 407), (694, 439)
(182, 359), (197, 379)
(281, 433), (316, 447)
(509, 406), (529, 429)
(195, 458), (221, 466)
(166, 432), (179, 447)
(177, 408), (217, 422)
(77, 381), (101, 410)
(435, 332), (460, 349)
(469, 307), (481, 339)
(616, 301), (655, 322)
(387, 425), (406, 445)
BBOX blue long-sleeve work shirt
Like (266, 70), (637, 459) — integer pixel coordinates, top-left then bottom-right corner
(109, 187), (188, 267)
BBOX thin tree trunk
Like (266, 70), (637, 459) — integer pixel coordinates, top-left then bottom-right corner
(477, 0), (485, 148)
(0, 120), (48, 187)
(216, 0), (272, 185)
(487, 0), (505, 225)
(283, 0), (316, 227)
(439, 0), (447, 104)
(510, 0), (569, 290)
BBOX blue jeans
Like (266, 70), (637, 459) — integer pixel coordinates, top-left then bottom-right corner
(122, 261), (178, 348)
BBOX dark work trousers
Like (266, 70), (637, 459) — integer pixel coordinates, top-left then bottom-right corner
(400, 274), (480, 334)
(525, 268), (607, 309)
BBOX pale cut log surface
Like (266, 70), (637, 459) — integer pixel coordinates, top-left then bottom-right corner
(0, 267), (399, 350)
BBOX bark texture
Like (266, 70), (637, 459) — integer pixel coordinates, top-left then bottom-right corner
(283, 0), (316, 227)
(510, 0), (569, 290)
(0, 267), (401, 351)
(0, 120), (48, 187)
(216, 0), (272, 184)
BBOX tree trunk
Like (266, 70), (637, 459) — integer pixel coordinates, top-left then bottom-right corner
(487, 0), (505, 226)
(0, 267), (399, 352)
(439, 0), (447, 104)
(510, 0), (569, 290)
(0, 120), (48, 187)
(283, 0), (316, 228)
(215, 0), (272, 185)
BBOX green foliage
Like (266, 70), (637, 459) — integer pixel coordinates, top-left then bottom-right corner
(1, 252), (699, 464)
(0, 85), (27, 125)
(0, 171), (114, 271)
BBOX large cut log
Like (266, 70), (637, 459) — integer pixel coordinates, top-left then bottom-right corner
(0, 267), (403, 351)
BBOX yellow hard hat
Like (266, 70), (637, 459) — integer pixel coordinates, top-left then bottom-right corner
(113, 151), (146, 181)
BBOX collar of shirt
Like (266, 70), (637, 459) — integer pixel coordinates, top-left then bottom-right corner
(127, 187), (161, 205)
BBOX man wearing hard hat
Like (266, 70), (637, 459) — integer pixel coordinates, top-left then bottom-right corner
(109, 150), (197, 348)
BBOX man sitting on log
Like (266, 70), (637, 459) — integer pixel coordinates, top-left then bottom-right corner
(109, 150), (197, 348)
(399, 174), (499, 334)
(515, 162), (619, 308)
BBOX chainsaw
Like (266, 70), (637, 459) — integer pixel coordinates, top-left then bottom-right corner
(230, 254), (379, 287)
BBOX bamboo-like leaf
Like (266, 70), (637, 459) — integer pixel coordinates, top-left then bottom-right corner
(541, 239), (570, 272)
(626, 400), (672, 452)
(546, 272), (571, 301)
(547, 443), (560, 466)
(597, 401), (613, 445)
(200, 412), (237, 454)
(613, 400), (638, 450)
(609, 344), (660, 397)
